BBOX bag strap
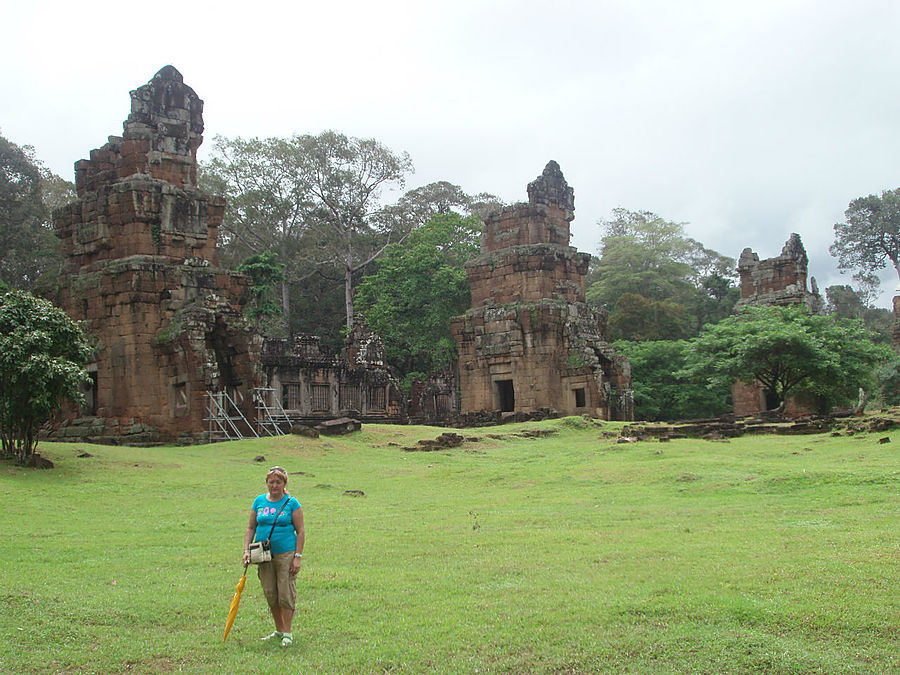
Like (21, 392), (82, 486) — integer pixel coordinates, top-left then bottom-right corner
(265, 494), (292, 542)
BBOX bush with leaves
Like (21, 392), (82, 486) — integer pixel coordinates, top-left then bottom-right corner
(0, 290), (91, 463)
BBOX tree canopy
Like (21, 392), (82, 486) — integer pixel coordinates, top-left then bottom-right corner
(0, 133), (72, 292)
(684, 305), (890, 413)
(200, 131), (413, 336)
(614, 339), (731, 421)
(0, 290), (91, 463)
(825, 284), (893, 345)
(831, 188), (900, 292)
(587, 208), (738, 340)
(354, 213), (481, 389)
(235, 251), (286, 336)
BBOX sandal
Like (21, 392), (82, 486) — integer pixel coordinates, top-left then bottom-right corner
(281, 633), (293, 647)
(261, 631), (283, 641)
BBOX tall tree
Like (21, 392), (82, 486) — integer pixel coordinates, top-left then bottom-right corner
(684, 305), (890, 413)
(588, 208), (738, 339)
(200, 135), (314, 330)
(373, 180), (501, 234)
(0, 134), (72, 291)
(0, 290), (91, 463)
(831, 188), (900, 292)
(295, 131), (413, 330)
(825, 284), (893, 345)
(355, 213), (480, 388)
(606, 293), (694, 342)
(201, 131), (413, 334)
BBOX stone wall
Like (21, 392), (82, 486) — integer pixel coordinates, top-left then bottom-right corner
(451, 162), (633, 420)
(51, 66), (262, 444)
(408, 369), (458, 425)
(261, 316), (405, 426)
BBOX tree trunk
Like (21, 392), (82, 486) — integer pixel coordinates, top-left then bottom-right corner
(345, 229), (354, 331)
(281, 280), (291, 335)
(345, 263), (354, 331)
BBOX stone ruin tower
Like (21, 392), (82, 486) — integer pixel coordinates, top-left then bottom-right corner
(732, 233), (823, 416)
(736, 233), (823, 313)
(450, 162), (633, 420)
(52, 66), (262, 443)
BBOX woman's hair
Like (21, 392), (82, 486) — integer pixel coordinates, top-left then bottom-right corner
(267, 466), (288, 483)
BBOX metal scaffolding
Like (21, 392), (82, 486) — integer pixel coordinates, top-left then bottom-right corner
(205, 388), (291, 441)
(205, 390), (259, 441)
(253, 387), (291, 437)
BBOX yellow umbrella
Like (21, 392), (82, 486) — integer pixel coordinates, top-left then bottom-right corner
(223, 564), (248, 643)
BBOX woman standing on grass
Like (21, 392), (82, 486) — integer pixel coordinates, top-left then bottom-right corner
(242, 465), (304, 647)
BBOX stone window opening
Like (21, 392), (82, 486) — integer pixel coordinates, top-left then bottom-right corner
(494, 379), (515, 412)
(282, 383), (302, 411)
(340, 384), (360, 411)
(83, 370), (98, 416)
(574, 387), (586, 408)
(368, 385), (386, 411)
(311, 383), (330, 412)
(173, 382), (188, 416)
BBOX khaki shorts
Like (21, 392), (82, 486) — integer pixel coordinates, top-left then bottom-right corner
(257, 551), (297, 610)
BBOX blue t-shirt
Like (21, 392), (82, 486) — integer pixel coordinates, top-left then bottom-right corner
(251, 494), (301, 555)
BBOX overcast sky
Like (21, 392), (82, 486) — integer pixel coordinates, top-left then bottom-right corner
(4, 1), (900, 306)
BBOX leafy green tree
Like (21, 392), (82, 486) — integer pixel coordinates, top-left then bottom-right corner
(831, 188), (900, 292)
(200, 134), (317, 330)
(0, 134), (72, 291)
(606, 293), (693, 342)
(825, 284), (867, 319)
(684, 305), (891, 413)
(201, 131), (413, 334)
(825, 284), (893, 345)
(875, 353), (900, 406)
(354, 213), (480, 388)
(373, 180), (502, 234)
(0, 290), (91, 463)
(614, 340), (731, 421)
(587, 209), (738, 340)
(235, 251), (286, 336)
(295, 131), (414, 331)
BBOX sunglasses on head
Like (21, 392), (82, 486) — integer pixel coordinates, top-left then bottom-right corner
(269, 466), (286, 472)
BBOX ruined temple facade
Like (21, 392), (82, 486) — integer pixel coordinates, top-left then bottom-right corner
(732, 233), (823, 417)
(450, 162), (633, 420)
(262, 317), (406, 425)
(52, 66), (261, 443)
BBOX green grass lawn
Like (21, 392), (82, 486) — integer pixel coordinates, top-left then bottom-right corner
(1, 418), (897, 674)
